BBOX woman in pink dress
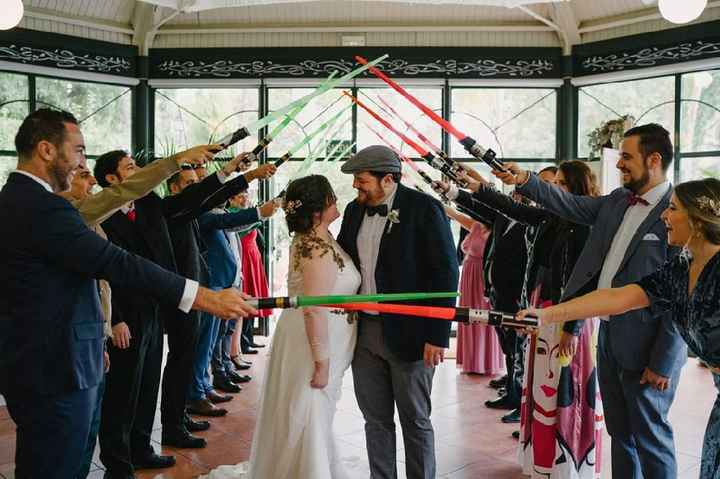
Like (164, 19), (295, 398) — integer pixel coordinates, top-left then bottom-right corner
(446, 207), (505, 375)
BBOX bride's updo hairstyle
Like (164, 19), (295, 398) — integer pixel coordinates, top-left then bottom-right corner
(674, 178), (720, 245)
(284, 175), (337, 234)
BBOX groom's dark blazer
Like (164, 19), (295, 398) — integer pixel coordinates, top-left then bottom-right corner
(338, 183), (459, 362)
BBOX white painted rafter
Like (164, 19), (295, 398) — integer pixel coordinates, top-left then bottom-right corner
(23, 6), (135, 35)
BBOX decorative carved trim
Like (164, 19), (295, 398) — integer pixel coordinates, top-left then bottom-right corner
(0, 44), (132, 74)
(154, 56), (557, 79)
(581, 40), (720, 73)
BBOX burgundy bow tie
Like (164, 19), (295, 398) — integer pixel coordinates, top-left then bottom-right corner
(627, 194), (649, 207)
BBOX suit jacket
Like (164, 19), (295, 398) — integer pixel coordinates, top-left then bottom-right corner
(198, 207), (260, 289)
(338, 184), (459, 362)
(454, 189), (528, 314)
(0, 173), (186, 395)
(67, 156), (181, 336)
(518, 173), (686, 375)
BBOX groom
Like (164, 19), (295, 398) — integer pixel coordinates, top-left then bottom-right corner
(338, 145), (459, 479)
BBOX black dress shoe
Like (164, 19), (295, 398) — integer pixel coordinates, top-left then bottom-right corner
(184, 415), (210, 432)
(231, 355), (252, 370)
(187, 398), (228, 417)
(249, 342), (265, 348)
(501, 408), (521, 423)
(133, 452), (176, 470)
(162, 431), (207, 449)
(214, 377), (241, 393)
(227, 370), (252, 383)
(207, 389), (233, 404)
(512, 430), (520, 440)
(242, 348), (259, 355)
(489, 375), (508, 389)
(485, 395), (517, 410)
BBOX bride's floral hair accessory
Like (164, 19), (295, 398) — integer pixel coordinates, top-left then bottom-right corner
(283, 199), (303, 216)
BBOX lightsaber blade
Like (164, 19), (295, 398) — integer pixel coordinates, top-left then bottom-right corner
(246, 291), (459, 310)
(323, 302), (539, 329)
(355, 56), (506, 172)
(274, 102), (352, 168)
(345, 91), (466, 186)
(366, 122), (448, 201)
(215, 55), (388, 151)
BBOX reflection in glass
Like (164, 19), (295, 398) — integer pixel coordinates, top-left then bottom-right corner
(681, 69), (720, 153)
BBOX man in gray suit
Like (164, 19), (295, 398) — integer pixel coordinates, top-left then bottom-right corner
(496, 124), (686, 479)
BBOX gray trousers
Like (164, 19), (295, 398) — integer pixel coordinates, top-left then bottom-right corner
(352, 317), (436, 479)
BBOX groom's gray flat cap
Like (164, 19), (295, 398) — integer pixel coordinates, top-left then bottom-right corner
(341, 145), (401, 174)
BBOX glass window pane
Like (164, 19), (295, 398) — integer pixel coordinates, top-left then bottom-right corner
(450, 88), (556, 160)
(36, 78), (132, 156)
(0, 158), (16, 187)
(356, 87), (443, 158)
(680, 157), (720, 182)
(155, 88), (259, 158)
(0, 72), (29, 152)
(578, 77), (675, 158)
(681, 70), (720, 153)
(267, 88), (351, 159)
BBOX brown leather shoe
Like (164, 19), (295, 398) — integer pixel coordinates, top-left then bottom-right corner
(207, 390), (233, 404)
(187, 398), (228, 417)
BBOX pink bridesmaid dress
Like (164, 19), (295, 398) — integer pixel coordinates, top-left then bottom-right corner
(456, 222), (505, 375)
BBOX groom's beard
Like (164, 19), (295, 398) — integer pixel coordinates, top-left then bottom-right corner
(356, 186), (385, 206)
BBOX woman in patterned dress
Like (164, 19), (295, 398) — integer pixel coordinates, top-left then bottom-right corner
(520, 178), (720, 479)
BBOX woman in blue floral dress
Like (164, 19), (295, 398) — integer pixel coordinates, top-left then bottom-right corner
(519, 178), (720, 479)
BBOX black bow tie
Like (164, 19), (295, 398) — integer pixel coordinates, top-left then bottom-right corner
(366, 204), (388, 217)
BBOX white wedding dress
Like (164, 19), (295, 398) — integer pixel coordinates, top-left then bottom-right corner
(202, 236), (360, 479)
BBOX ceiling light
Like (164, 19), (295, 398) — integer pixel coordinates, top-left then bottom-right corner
(659, 0), (707, 24)
(0, 0), (24, 30)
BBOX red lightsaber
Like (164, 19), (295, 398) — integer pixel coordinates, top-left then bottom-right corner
(344, 91), (466, 187)
(323, 302), (539, 329)
(366, 122), (449, 201)
(355, 56), (506, 172)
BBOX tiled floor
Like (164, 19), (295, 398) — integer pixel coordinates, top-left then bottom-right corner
(0, 349), (716, 478)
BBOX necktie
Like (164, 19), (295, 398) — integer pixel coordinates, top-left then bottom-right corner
(627, 194), (649, 207)
(126, 208), (136, 222)
(366, 204), (388, 217)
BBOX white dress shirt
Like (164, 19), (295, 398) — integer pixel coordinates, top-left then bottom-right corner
(597, 181), (670, 319)
(15, 170), (200, 314)
(357, 184), (398, 314)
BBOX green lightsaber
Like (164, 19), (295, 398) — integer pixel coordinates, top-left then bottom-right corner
(292, 108), (348, 178)
(274, 102), (352, 167)
(242, 73), (339, 163)
(247, 291), (459, 310)
(216, 55), (388, 151)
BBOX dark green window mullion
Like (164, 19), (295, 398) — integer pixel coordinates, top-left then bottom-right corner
(674, 74), (682, 182)
(28, 75), (36, 112)
(259, 80), (273, 330)
(442, 79), (451, 157)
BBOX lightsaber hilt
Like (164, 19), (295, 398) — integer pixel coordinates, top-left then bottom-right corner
(459, 137), (505, 172)
(422, 153), (467, 188)
(454, 308), (539, 329)
(218, 127), (251, 150)
(247, 297), (296, 310)
(274, 153), (291, 168)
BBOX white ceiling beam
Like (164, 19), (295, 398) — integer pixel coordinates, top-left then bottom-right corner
(578, 0), (720, 34)
(23, 6), (135, 35)
(154, 22), (554, 35)
(548, 1), (579, 55)
(516, 5), (568, 52)
(131, 2), (159, 55)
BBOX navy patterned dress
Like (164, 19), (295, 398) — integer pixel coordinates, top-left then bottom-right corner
(637, 250), (720, 479)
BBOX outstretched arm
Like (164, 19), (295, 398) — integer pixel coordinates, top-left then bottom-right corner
(497, 163), (605, 226)
(519, 285), (650, 324)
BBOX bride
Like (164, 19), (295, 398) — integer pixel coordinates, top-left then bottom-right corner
(203, 174), (360, 479)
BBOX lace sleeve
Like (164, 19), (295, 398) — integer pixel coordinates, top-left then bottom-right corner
(293, 235), (342, 362)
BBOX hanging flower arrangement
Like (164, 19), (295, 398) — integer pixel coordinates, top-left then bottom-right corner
(587, 115), (635, 159)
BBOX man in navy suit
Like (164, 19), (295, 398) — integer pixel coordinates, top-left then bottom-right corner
(0, 108), (256, 479)
(498, 124), (686, 478)
(338, 145), (459, 479)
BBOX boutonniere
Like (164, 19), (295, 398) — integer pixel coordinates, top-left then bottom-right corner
(386, 209), (400, 233)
